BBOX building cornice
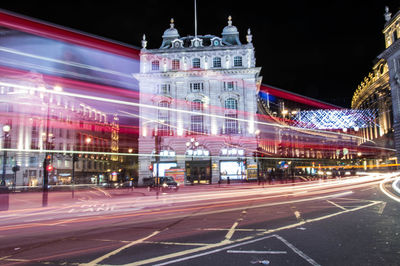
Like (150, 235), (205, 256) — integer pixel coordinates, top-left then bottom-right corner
(378, 38), (400, 59)
(133, 67), (262, 79)
(141, 44), (254, 55)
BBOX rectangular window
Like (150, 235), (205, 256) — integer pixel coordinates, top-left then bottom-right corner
(192, 58), (201, 69)
(190, 83), (204, 92)
(172, 59), (180, 70)
(29, 156), (37, 166)
(152, 60), (160, 71)
(234, 56), (242, 67)
(213, 57), (221, 68)
(191, 115), (204, 134)
(225, 114), (238, 134)
(224, 81), (236, 91)
(159, 84), (170, 94)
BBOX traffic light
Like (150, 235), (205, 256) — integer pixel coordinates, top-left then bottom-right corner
(148, 164), (153, 171)
(47, 164), (53, 172)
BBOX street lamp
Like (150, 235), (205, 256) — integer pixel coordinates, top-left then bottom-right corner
(255, 129), (260, 182)
(0, 124), (10, 211)
(186, 138), (202, 184)
(1, 125), (11, 186)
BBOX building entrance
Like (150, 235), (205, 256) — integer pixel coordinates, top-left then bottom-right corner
(185, 160), (211, 184)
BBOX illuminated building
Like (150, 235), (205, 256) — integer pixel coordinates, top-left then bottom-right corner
(135, 17), (262, 184)
(0, 72), (115, 186)
(378, 6), (400, 163)
(350, 6), (396, 163)
(352, 59), (394, 159)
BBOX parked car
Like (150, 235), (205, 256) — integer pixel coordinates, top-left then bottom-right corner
(147, 176), (179, 192)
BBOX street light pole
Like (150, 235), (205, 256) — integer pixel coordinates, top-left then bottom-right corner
(255, 129), (260, 183)
(0, 125), (10, 211)
(42, 93), (51, 207)
(1, 125), (10, 186)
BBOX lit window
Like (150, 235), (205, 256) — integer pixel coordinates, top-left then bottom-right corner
(158, 101), (170, 136)
(233, 56), (242, 67)
(213, 57), (221, 68)
(191, 115), (204, 133)
(225, 98), (238, 110)
(224, 81), (235, 91)
(192, 58), (201, 69)
(190, 83), (203, 92)
(191, 99), (203, 111)
(159, 84), (170, 94)
(152, 60), (160, 71)
(225, 113), (238, 134)
(191, 100), (204, 134)
(172, 59), (180, 70)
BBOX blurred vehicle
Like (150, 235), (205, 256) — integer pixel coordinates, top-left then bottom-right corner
(146, 176), (179, 192)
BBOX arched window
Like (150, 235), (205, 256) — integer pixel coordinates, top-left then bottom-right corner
(158, 101), (170, 136)
(152, 60), (160, 71)
(192, 58), (201, 69)
(191, 99), (204, 134)
(191, 99), (204, 112)
(225, 98), (238, 110)
(172, 59), (180, 70)
(233, 56), (242, 67)
(213, 57), (221, 68)
(224, 98), (238, 134)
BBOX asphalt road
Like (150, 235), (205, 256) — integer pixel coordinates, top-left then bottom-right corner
(0, 173), (399, 266)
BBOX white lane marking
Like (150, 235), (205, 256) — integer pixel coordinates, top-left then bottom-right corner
(380, 178), (400, 203)
(81, 230), (160, 266)
(274, 235), (320, 266)
(152, 235), (276, 266)
(392, 177), (400, 194)
(326, 200), (347, 211)
(139, 199), (381, 266)
(152, 234), (318, 266)
(378, 202), (387, 215)
(227, 250), (287, 254)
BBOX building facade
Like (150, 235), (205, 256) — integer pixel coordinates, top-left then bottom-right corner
(0, 71), (117, 187)
(378, 6), (400, 163)
(135, 17), (262, 184)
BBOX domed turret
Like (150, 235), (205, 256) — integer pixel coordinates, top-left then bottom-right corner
(221, 16), (241, 45)
(161, 18), (180, 48)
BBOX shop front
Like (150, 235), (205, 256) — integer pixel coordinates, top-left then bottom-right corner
(151, 147), (177, 178)
(185, 139), (211, 184)
(219, 146), (246, 182)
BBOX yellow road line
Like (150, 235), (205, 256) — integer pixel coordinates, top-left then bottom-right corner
(127, 200), (381, 266)
(326, 200), (347, 211)
(81, 230), (160, 266)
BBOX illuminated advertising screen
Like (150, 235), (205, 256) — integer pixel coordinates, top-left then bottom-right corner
(153, 163), (178, 177)
(220, 161), (245, 180)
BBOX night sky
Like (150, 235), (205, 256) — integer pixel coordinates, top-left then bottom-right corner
(1, 1), (400, 107)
